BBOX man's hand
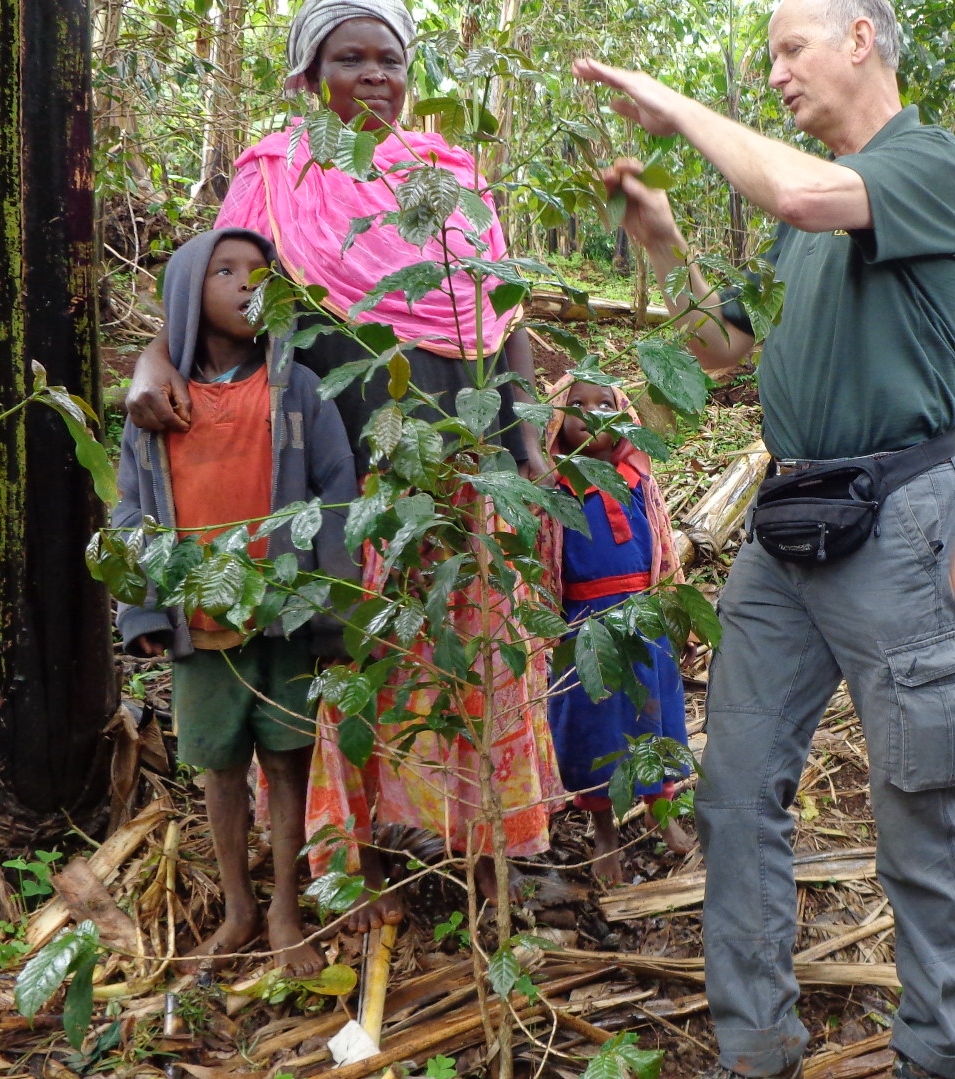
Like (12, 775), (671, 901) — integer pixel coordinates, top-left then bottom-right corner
(603, 158), (684, 252)
(573, 59), (681, 137)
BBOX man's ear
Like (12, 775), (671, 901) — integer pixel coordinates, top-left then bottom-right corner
(849, 16), (877, 65)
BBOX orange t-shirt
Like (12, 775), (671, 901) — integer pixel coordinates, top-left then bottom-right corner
(166, 365), (272, 632)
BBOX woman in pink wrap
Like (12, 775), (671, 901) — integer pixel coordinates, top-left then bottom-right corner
(127, 0), (561, 932)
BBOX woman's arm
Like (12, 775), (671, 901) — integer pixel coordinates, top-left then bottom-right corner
(124, 324), (192, 431)
(503, 327), (550, 482)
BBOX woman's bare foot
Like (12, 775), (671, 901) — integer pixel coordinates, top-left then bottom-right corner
(474, 856), (525, 903)
(179, 906), (261, 973)
(592, 809), (624, 885)
(347, 846), (404, 934)
(658, 816), (693, 855)
(267, 902), (325, 976)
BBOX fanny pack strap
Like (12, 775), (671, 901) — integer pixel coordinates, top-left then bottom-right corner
(874, 428), (955, 500)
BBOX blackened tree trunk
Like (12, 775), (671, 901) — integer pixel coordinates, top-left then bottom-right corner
(0, 0), (117, 846)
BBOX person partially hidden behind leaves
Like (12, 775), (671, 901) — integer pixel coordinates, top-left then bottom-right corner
(124, 0), (563, 928)
(545, 376), (693, 885)
(114, 228), (358, 975)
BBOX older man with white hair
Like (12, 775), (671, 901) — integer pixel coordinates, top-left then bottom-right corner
(576, 2), (955, 1078)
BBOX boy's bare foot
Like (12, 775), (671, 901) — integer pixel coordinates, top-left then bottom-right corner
(267, 904), (325, 977)
(474, 855), (525, 903)
(347, 846), (404, 934)
(179, 908), (261, 973)
(592, 808), (624, 885)
(659, 816), (693, 855)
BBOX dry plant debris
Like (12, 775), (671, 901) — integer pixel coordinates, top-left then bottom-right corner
(0, 400), (901, 1079)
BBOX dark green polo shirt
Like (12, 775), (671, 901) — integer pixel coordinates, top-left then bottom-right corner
(724, 107), (955, 460)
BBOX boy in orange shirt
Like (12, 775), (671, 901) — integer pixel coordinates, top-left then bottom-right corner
(114, 229), (357, 973)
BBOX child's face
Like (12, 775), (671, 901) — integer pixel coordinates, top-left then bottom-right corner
(560, 381), (619, 458)
(200, 238), (269, 341)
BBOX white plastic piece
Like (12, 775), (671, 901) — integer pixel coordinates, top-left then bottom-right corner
(328, 1019), (381, 1066)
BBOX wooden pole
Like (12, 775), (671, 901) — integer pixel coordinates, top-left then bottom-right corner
(0, 0), (117, 842)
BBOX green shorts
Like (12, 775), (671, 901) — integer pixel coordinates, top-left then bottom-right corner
(172, 636), (316, 770)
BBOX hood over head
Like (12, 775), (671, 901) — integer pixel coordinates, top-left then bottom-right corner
(163, 228), (277, 378)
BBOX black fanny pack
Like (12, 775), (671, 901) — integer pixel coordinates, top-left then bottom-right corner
(747, 430), (955, 564)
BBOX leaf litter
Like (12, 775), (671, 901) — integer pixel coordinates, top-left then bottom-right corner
(0, 355), (899, 1079)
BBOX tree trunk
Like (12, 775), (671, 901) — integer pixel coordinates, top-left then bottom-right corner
(192, 0), (247, 205)
(0, 0), (117, 846)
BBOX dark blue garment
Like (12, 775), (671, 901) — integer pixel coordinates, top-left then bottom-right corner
(548, 480), (688, 798)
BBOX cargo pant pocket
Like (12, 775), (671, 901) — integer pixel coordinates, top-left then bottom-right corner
(885, 629), (955, 791)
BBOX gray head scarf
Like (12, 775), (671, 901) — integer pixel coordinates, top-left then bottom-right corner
(285, 0), (416, 93)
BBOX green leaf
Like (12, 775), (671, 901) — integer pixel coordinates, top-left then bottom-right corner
(413, 96), (467, 145)
(570, 455), (633, 506)
(183, 553), (246, 619)
(15, 921), (99, 1022)
(50, 409), (118, 507)
(575, 618), (622, 703)
(63, 948), (97, 1050)
(85, 534), (148, 606)
(370, 403), (404, 459)
(636, 339), (708, 415)
(341, 212), (381, 255)
(512, 400), (553, 431)
(338, 713), (374, 767)
(387, 352), (411, 401)
(456, 187), (493, 235)
(640, 162), (675, 190)
(395, 167), (461, 247)
(306, 869), (367, 918)
(424, 553), (468, 624)
(466, 472), (540, 548)
(333, 126), (378, 180)
(350, 262), (447, 318)
(534, 484), (590, 538)
(302, 108), (344, 165)
(487, 946), (521, 998)
(393, 599), (426, 645)
(290, 499), (324, 550)
(673, 583), (722, 649)
(606, 187), (627, 231)
(456, 387), (501, 437)
(392, 419), (444, 488)
(488, 281), (529, 317)
(498, 640), (527, 679)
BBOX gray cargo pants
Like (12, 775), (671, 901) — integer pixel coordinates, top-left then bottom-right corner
(697, 460), (955, 1078)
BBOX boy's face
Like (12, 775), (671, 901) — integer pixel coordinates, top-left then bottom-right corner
(560, 381), (619, 457)
(201, 238), (269, 341)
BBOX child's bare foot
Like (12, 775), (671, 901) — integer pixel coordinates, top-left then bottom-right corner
(474, 856), (525, 903)
(346, 847), (404, 934)
(592, 808), (624, 885)
(179, 907), (261, 973)
(267, 904), (325, 976)
(659, 816), (693, 855)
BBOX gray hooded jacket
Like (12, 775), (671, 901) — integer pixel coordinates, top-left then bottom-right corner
(113, 227), (358, 659)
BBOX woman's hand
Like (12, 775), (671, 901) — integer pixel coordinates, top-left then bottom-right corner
(519, 442), (551, 484)
(125, 326), (192, 432)
(134, 634), (169, 658)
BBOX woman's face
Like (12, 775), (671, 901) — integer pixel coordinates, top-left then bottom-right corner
(307, 18), (407, 129)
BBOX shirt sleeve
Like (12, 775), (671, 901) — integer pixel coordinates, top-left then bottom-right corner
(841, 126), (955, 264)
